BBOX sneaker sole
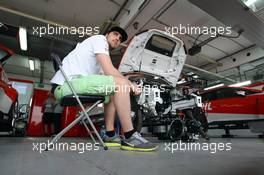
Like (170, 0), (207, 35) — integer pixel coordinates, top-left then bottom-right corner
(120, 145), (159, 152)
(105, 143), (121, 147)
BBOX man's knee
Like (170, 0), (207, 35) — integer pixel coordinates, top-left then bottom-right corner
(114, 77), (127, 84)
(114, 77), (130, 93)
(114, 77), (130, 86)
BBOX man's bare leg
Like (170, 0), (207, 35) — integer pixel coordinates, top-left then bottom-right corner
(112, 77), (134, 132)
(104, 96), (116, 131)
(104, 77), (157, 151)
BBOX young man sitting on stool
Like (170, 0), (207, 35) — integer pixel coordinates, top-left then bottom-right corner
(50, 26), (158, 152)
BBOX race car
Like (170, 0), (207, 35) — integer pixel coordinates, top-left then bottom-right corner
(0, 44), (19, 133)
(201, 86), (264, 136)
(118, 29), (208, 141)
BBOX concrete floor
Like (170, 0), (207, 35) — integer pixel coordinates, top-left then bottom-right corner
(0, 134), (264, 175)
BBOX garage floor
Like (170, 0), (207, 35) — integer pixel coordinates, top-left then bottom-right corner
(0, 134), (263, 175)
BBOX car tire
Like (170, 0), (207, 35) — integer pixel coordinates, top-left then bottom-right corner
(168, 119), (184, 142)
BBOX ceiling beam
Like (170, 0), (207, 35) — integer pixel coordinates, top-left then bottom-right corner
(0, 5), (92, 37)
(184, 63), (236, 82)
(188, 0), (264, 49)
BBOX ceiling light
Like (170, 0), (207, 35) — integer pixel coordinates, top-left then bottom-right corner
(241, 0), (264, 12)
(229, 80), (251, 87)
(28, 59), (34, 71)
(29, 98), (32, 107)
(97, 103), (103, 107)
(187, 72), (194, 75)
(193, 75), (199, 79)
(19, 27), (27, 51)
(244, 0), (257, 6)
(204, 83), (225, 91)
(177, 79), (186, 85)
(177, 78), (187, 84)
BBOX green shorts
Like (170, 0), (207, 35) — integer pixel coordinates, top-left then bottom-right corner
(54, 75), (115, 103)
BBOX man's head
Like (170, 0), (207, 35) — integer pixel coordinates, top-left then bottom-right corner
(106, 26), (128, 49)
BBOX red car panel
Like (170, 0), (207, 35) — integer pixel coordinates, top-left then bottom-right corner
(0, 44), (19, 132)
(202, 86), (264, 123)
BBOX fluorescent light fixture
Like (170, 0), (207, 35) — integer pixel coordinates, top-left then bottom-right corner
(193, 75), (199, 79)
(177, 78), (187, 84)
(97, 103), (103, 107)
(244, 0), (257, 6)
(29, 98), (32, 107)
(28, 59), (35, 71)
(241, 0), (264, 12)
(204, 83), (224, 91)
(187, 72), (194, 75)
(177, 79), (186, 85)
(19, 27), (28, 51)
(229, 80), (251, 87)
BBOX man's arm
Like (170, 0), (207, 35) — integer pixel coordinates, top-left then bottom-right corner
(96, 53), (141, 95)
(96, 53), (125, 78)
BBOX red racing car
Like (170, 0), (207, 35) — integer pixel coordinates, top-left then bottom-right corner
(201, 86), (264, 136)
(0, 44), (18, 133)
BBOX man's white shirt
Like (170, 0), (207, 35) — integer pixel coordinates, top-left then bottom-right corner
(50, 35), (109, 85)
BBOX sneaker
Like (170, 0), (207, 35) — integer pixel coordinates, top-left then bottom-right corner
(103, 134), (121, 147)
(121, 132), (158, 152)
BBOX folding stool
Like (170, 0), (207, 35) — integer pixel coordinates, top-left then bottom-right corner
(47, 53), (108, 150)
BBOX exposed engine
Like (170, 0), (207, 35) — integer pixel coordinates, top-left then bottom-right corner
(129, 75), (208, 141)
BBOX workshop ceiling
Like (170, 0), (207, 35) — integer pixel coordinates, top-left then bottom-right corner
(0, 0), (264, 85)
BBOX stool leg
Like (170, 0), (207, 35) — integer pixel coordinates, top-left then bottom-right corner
(78, 106), (98, 144)
(46, 111), (87, 150)
(81, 118), (96, 143)
(81, 102), (107, 150)
(46, 101), (103, 150)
